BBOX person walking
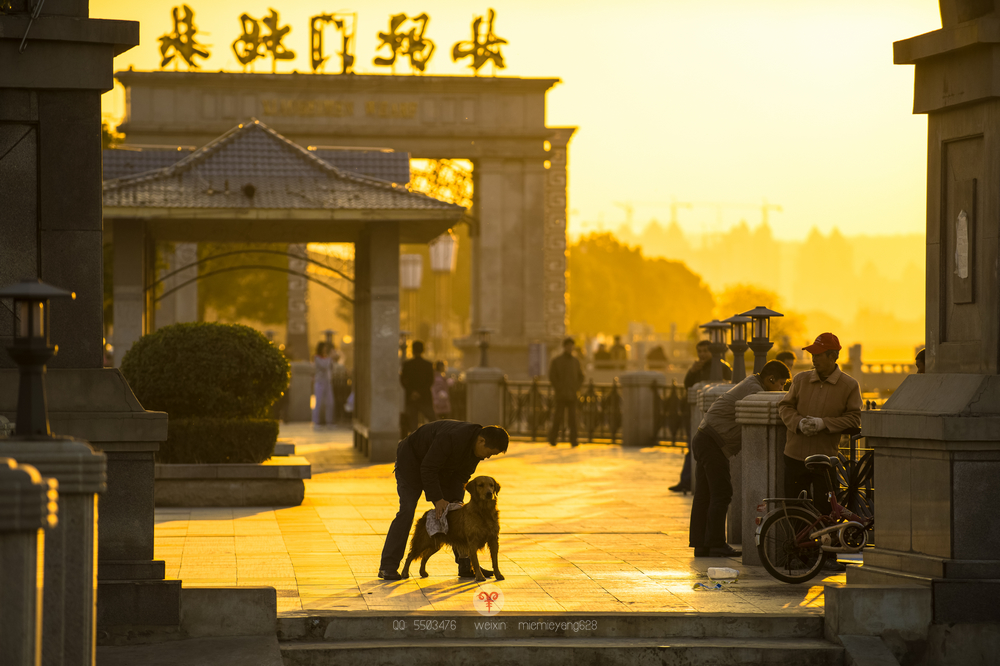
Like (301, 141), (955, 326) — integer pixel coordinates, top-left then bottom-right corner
(548, 337), (585, 447)
(378, 420), (509, 580)
(689, 360), (790, 557)
(312, 342), (334, 429)
(432, 360), (452, 420)
(401, 340), (435, 434)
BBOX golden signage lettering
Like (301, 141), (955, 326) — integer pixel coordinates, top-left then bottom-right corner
(364, 101), (419, 119)
(261, 98), (355, 117)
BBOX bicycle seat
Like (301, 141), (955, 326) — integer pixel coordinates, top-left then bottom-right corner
(804, 454), (835, 471)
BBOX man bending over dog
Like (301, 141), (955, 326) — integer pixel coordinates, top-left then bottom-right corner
(378, 420), (509, 580)
(689, 360), (790, 558)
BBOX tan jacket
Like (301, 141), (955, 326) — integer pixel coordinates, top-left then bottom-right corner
(779, 366), (862, 460)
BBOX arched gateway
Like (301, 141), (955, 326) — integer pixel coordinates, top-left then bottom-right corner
(114, 70), (575, 375)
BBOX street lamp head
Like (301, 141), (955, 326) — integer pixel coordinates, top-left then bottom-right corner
(429, 230), (458, 274)
(722, 315), (751, 343)
(738, 306), (784, 342)
(399, 254), (424, 291)
(700, 319), (729, 346)
(0, 280), (75, 345)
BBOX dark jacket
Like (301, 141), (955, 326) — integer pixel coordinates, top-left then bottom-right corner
(397, 420), (483, 503)
(401, 356), (434, 401)
(683, 359), (732, 388)
(549, 352), (584, 397)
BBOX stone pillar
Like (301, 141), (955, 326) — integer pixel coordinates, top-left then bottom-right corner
(0, 458), (57, 666)
(735, 392), (787, 566)
(840, 5), (1000, 632)
(112, 221), (145, 367)
(543, 129), (575, 342)
(0, 438), (105, 666)
(172, 243), (199, 323)
(620, 371), (665, 447)
(354, 224), (400, 463)
(287, 243), (309, 361)
(466, 367), (504, 427)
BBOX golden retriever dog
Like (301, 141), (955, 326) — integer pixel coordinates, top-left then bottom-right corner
(401, 476), (504, 582)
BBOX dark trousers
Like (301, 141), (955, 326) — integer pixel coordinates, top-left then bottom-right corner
(688, 430), (732, 548)
(783, 455), (833, 514)
(549, 395), (578, 445)
(378, 461), (462, 572)
(677, 452), (692, 486)
(404, 397), (436, 436)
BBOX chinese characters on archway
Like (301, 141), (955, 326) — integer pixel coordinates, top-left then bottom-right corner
(157, 6), (507, 75)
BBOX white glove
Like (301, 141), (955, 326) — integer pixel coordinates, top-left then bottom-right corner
(799, 417), (825, 436)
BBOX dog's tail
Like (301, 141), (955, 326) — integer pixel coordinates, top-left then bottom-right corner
(409, 509), (434, 549)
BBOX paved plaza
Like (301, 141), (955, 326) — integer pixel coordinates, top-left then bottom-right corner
(154, 424), (846, 616)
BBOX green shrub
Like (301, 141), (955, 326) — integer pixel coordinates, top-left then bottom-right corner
(121, 322), (290, 419)
(158, 417), (278, 464)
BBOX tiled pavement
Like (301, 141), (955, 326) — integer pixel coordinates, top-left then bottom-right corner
(154, 423), (843, 616)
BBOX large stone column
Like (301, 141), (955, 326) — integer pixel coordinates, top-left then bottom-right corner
(543, 129), (575, 342)
(842, 5), (1000, 645)
(112, 221), (144, 367)
(354, 224), (400, 462)
(735, 392), (786, 566)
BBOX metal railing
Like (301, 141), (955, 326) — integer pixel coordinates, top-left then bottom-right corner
(653, 381), (689, 446)
(501, 378), (622, 443)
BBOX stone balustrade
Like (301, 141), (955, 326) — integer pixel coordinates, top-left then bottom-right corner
(735, 391), (787, 566)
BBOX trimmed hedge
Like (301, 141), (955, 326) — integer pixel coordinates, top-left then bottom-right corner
(121, 322), (290, 419)
(158, 417), (278, 464)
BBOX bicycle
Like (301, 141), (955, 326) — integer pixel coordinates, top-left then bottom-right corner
(754, 453), (875, 584)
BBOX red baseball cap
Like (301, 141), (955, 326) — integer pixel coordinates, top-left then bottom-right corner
(803, 332), (841, 354)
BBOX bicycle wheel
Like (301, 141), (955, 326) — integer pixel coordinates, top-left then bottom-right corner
(757, 507), (826, 584)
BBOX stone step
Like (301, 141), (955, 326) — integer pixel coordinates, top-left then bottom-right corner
(279, 637), (843, 666)
(277, 612), (824, 642)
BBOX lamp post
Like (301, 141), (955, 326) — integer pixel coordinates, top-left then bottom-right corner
(400, 254), (423, 340)
(323, 329), (336, 349)
(475, 328), (492, 368)
(723, 315), (751, 383)
(699, 319), (730, 382)
(739, 306), (784, 374)
(429, 231), (458, 362)
(0, 279), (106, 666)
(0, 279), (74, 436)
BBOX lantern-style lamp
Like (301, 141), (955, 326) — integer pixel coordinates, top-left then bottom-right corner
(429, 231), (458, 274)
(475, 328), (492, 368)
(723, 315), (751, 383)
(0, 280), (75, 437)
(323, 329), (336, 348)
(400, 254), (423, 291)
(739, 305), (784, 374)
(699, 319), (730, 382)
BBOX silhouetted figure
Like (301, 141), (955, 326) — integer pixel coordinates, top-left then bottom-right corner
(401, 340), (435, 434)
(432, 360), (453, 420)
(594, 343), (611, 361)
(548, 337), (584, 447)
(312, 342), (334, 428)
(915, 348), (925, 374)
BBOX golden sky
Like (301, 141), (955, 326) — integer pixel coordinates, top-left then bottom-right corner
(94, 0), (942, 241)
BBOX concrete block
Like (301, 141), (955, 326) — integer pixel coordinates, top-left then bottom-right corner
(179, 587), (276, 638)
(97, 580), (181, 627)
(97, 635), (282, 666)
(823, 584), (930, 643)
(620, 371), (664, 448)
(838, 635), (901, 666)
(466, 367), (505, 427)
(154, 480), (305, 507)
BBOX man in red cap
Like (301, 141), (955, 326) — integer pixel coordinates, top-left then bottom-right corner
(778, 332), (862, 570)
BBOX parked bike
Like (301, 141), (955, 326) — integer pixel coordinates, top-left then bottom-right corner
(754, 453), (874, 584)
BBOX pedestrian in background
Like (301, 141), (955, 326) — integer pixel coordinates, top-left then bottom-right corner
(548, 337), (584, 447)
(432, 360), (453, 420)
(401, 340), (435, 434)
(312, 341), (334, 429)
